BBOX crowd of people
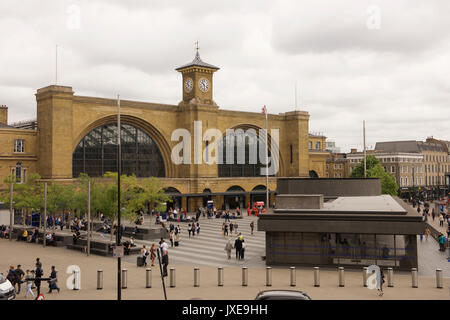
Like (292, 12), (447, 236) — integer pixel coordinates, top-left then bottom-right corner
(411, 197), (450, 251)
(4, 258), (60, 299)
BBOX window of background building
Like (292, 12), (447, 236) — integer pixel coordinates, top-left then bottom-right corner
(391, 166), (395, 173)
(15, 162), (22, 183)
(315, 141), (320, 150)
(309, 141), (312, 149)
(14, 139), (25, 153)
(290, 144), (293, 164)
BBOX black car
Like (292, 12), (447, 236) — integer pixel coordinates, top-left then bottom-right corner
(255, 289), (311, 300)
(0, 273), (16, 300)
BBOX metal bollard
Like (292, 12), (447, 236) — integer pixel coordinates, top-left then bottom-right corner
(170, 268), (176, 288)
(97, 270), (103, 290)
(290, 267), (296, 287)
(122, 269), (127, 289)
(363, 267), (368, 287)
(266, 267), (272, 287)
(411, 268), (418, 288)
(194, 267), (200, 287)
(436, 269), (443, 289)
(73, 269), (80, 290)
(387, 268), (394, 287)
(242, 267), (248, 287)
(218, 267), (224, 287)
(314, 267), (320, 287)
(146, 268), (152, 288)
(338, 267), (345, 287)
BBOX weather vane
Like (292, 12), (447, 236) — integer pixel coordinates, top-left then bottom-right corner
(195, 41), (200, 53)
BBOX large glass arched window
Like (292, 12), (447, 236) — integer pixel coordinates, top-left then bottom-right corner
(73, 123), (165, 178)
(218, 129), (271, 177)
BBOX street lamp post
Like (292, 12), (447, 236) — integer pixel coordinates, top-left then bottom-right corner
(117, 94), (122, 301)
(9, 183), (13, 241)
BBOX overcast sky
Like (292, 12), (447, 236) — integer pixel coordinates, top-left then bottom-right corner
(0, 0), (449, 152)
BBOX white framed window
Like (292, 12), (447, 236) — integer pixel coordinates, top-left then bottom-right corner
(391, 166), (395, 173)
(315, 141), (321, 150)
(14, 139), (25, 153)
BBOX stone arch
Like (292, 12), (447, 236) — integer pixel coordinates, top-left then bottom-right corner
(72, 114), (175, 177)
(217, 123), (285, 177)
(226, 185), (246, 192)
(309, 170), (319, 178)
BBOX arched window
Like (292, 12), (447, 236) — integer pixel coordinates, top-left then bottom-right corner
(15, 162), (22, 182)
(73, 123), (165, 178)
(218, 129), (271, 177)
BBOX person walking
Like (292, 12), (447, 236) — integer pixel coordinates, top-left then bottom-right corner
(225, 240), (233, 259)
(48, 266), (60, 294)
(150, 244), (156, 266)
(13, 264), (25, 294)
(169, 230), (175, 247)
(191, 223), (196, 237)
(196, 222), (200, 236)
(224, 223), (229, 237)
(425, 227), (430, 241)
(432, 208), (436, 221)
(234, 236), (242, 260)
(6, 266), (15, 284)
(377, 268), (385, 296)
(141, 245), (148, 266)
(161, 248), (169, 277)
(24, 270), (35, 299)
(34, 263), (43, 296)
(240, 240), (246, 260)
(234, 222), (238, 234)
(188, 224), (192, 238)
(250, 221), (254, 235)
(439, 213), (444, 227)
(229, 222), (234, 235)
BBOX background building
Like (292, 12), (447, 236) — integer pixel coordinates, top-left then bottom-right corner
(308, 133), (330, 178)
(326, 153), (349, 178)
(347, 149), (424, 192)
(375, 138), (450, 197)
(0, 52), (329, 211)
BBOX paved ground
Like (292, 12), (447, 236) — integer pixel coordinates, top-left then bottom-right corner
(123, 215), (266, 268)
(1, 239), (449, 300)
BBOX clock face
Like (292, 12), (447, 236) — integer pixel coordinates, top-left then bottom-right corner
(184, 78), (193, 93)
(198, 78), (209, 92)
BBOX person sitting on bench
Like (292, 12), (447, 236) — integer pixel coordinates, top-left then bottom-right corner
(72, 231), (81, 244)
(18, 229), (28, 241)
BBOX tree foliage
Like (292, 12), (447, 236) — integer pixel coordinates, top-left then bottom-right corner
(350, 155), (398, 196)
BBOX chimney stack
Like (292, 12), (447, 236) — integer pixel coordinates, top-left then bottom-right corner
(0, 105), (7, 125)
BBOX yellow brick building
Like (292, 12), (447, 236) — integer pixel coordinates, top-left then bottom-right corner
(0, 52), (328, 211)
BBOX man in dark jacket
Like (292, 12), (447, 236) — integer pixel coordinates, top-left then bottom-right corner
(161, 249), (169, 277)
(34, 263), (44, 296)
(13, 264), (25, 294)
(48, 266), (60, 293)
(234, 237), (242, 260)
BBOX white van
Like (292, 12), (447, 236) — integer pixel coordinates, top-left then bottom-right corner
(0, 273), (16, 300)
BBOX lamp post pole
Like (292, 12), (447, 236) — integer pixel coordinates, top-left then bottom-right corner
(117, 94), (122, 301)
(9, 183), (13, 241)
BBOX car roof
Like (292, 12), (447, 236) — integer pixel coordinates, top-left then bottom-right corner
(256, 289), (309, 298)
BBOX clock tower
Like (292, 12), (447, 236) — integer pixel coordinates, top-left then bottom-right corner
(176, 48), (219, 106)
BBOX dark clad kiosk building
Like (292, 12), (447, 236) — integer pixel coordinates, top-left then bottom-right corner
(258, 178), (424, 270)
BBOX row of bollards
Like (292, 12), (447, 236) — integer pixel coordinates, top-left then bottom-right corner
(93, 267), (445, 289)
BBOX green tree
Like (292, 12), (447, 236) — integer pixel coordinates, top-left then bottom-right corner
(0, 173), (44, 226)
(122, 175), (169, 227)
(350, 155), (398, 196)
